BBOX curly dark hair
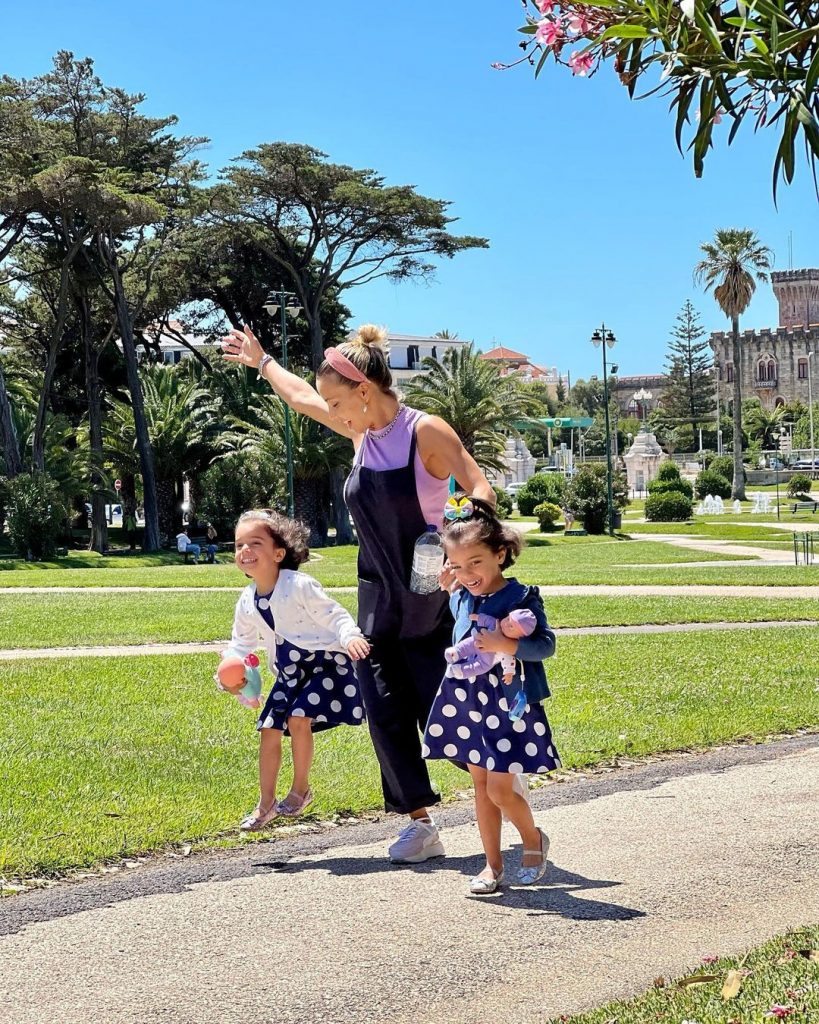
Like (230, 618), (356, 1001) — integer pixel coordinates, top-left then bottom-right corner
(236, 509), (310, 570)
(441, 493), (524, 570)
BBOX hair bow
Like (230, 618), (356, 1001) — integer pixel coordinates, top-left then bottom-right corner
(444, 496), (474, 521)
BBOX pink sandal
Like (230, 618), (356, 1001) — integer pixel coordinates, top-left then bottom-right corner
(277, 788), (314, 817)
(239, 803), (279, 832)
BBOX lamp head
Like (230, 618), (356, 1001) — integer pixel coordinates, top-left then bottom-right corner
(263, 291), (280, 316)
(591, 330), (602, 348)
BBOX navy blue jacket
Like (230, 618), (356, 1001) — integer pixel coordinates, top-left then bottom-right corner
(449, 578), (555, 703)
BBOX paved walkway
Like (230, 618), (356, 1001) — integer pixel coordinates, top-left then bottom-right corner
(2, 735), (817, 1024)
(636, 534), (794, 562)
(1, 619), (817, 662)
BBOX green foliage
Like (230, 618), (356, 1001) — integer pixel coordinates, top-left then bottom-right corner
(644, 490), (694, 522)
(564, 464), (628, 535)
(708, 454), (744, 482)
(695, 468), (732, 500)
(534, 500), (563, 532)
(655, 460), (682, 483)
(662, 300), (716, 433)
(402, 346), (545, 473)
(516, 472), (566, 516)
(518, 1), (819, 195)
(493, 486), (513, 518)
(647, 476), (694, 500)
(6, 473), (67, 559)
(196, 452), (282, 537)
(787, 473), (812, 499)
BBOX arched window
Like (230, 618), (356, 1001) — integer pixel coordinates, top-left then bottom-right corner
(726, 363), (734, 382)
(799, 358), (809, 380)
(775, 396), (786, 408)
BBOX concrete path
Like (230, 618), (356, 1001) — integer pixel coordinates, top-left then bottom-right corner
(1, 619), (817, 661)
(636, 533), (794, 563)
(2, 735), (817, 1024)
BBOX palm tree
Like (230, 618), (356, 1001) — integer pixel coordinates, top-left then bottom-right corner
(402, 344), (545, 474)
(743, 399), (785, 448)
(228, 395), (352, 547)
(694, 229), (772, 500)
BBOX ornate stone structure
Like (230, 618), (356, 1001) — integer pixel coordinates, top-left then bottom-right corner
(710, 269), (819, 410)
(488, 435), (536, 490)
(624, 426), (664, 493)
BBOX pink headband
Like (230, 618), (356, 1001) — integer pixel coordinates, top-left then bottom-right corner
(323, 347), (368, 384)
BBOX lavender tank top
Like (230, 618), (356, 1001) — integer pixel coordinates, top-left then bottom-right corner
(354, 406), (449, 527)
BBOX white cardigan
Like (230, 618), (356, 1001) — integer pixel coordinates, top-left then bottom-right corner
(225, 569), (362, 672)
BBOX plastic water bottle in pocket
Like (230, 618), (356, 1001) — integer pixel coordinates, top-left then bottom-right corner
(409, 525), (445, 594)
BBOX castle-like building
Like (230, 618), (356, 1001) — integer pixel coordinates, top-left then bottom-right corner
(710, 269), (819, 409)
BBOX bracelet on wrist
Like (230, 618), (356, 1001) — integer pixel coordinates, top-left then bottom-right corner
(257, 354), (273, 378)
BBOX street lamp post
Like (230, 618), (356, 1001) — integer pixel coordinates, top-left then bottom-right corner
(772, 428), (781, 520)
(264, 289), (303, 518)
(808, 349), (816, 475)
(591, 324), (617, 535)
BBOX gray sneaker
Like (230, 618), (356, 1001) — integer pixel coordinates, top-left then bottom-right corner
(389, 817), (445, 864)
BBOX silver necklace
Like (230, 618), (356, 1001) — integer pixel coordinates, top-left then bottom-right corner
(369, 406), (403, 440)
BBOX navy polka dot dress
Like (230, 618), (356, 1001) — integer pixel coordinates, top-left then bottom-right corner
(423, 667), (560, 775)
(253, 591), (364, 735)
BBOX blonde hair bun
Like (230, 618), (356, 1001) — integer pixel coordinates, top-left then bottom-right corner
(349, 323), (389, 353)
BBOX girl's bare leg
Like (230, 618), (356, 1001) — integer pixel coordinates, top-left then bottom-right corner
(287, 715), (315, 796)
(259, 728), (283, 810)
(468, 764), (503, 880)
(486, 773), (543, 867)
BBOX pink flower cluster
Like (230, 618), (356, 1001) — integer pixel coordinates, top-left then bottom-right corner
(765, 1007), (796, 1019)
(532, 2), (598, 76)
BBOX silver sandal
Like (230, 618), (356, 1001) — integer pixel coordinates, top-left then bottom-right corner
(516, 828), (550, 885)
(469, 867), (505, 895)
(239, 803), (279, 832)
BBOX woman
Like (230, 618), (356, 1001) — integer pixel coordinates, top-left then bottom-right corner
(222, 323), (494, 863)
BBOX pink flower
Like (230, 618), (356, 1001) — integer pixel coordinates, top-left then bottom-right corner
(765, 1007), (796, 1019)
(569, 50), (594, 76)
(535, 0), (554, 12)
(701, 955), (719, 965)
(568, 14), (591, 34)
(535, 19), (563, 46)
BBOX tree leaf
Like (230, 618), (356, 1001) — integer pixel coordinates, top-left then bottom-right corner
(679, 973), (719, 987)
(600, 24), (650, 40)
(722, 968), (744, 999)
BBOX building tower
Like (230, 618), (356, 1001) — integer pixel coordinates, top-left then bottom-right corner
(772, 269), (819, 328)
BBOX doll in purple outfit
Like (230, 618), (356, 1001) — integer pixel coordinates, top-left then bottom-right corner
(444, 608), (536, 683)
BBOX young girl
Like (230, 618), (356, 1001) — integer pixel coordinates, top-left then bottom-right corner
(422, 495), (560, 894)
(222, 509), (370, 831)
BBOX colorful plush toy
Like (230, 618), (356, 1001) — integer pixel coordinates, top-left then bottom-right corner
(215, 652), (263, 709)
(444, 608), (537, 683)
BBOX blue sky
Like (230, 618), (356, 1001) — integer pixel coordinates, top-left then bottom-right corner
(2, 0), (818, 380)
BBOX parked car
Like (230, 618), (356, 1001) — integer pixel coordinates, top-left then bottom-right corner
(791, 459), (819, 470)
(505, 481), (528, 498)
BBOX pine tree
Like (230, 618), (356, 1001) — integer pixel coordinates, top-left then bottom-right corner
(662, 300), (716, 443)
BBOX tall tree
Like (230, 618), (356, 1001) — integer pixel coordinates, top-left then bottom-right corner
(694, 229), (772, 500)
(662, 300), (716, 442)
(0, 360), (22, 477)
(515, 1), (819, 196)
(216, 143), (489, 370)
(402, 345), (544, 474)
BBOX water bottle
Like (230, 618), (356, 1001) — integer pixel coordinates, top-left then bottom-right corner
(409, 525), (445, 594)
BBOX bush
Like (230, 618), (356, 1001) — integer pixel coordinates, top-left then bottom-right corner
(196, 453), (282, 537)
(516, 472), (566, 516)
(787, 473), (812, 499)
(564, 464), (629, 535)
(533, 501), (563, 532)
(695, 469), (732, 500)
(493, 486), (513, 518)
(655, 460), (682, 483)
(6, 473), (67, 559)
(708, 454), (746, 483)
(648, 476), (694, 500)
(645, 491), (694, 522)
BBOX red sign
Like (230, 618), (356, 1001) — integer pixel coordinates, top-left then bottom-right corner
(114, 479), (122, 491)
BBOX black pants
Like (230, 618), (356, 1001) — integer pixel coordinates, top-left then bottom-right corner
(355, 621), (451, 815)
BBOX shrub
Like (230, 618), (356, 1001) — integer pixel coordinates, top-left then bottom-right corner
(533, 501), (563, 532)
(648, 476), (694, 500)
(655, 460), (682, 483)
(645, 491), (694, 522)
(694, 469), (732, 500)
(493, 486), (513, 519)
(708, 454), (746, 483)
(6, 473), (67, 559)
(196, 453), (282, 537)
(787, 473), (812, 499)
(564, 464), (629, 535)
(516, 472), (566, 516)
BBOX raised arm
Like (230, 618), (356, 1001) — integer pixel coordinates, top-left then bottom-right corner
(221, 326), (358, 441)
(415, 416), (496, 506)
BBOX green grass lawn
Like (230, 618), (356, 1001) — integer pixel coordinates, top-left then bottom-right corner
(1, 626), (817, 880)
(3, 592), (819, 650)
(559, 926), (819, 1023)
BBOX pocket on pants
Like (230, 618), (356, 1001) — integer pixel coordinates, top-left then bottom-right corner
(357, 578), (398, 637)
(398, 587), (448, 640)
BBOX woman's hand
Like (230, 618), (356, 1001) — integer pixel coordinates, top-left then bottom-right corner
(474, 623), (517, 656)
(439, 561), (460, 594)
(346, 636), (371, 661)
(221, 325), (267, 370)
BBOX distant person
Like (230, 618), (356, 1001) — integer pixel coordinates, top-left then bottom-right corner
(124, 509), (138, 550)
(175, 526), (201, 565)
(205, 523), (218, 564)
(219, 509), (370, 831)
